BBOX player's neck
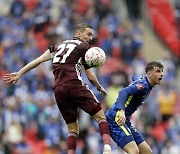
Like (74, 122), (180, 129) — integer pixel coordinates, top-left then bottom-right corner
(147, 76), (155, 87)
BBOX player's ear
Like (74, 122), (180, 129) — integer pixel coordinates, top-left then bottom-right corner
(75, 31), (81, 37)
(147, 71), (152, 78)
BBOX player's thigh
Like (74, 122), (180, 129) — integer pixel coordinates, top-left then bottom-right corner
(123, 141), (139, 154)
(58, 103), (78, 124)
(54, 85), (78, 124)
(74, 84), (102, 114)
(138, 141), (152, 154)
(127, 121), (144, 146)
(106, 118), (135, 148)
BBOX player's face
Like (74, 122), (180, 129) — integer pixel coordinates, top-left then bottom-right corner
(148, 67), (164, 86)
(78, 28), (93, 44)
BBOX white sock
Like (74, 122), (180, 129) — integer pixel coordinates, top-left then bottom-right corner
(104, 144), (111, 150)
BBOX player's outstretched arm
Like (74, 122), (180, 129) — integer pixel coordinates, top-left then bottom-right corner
(4, 49), (51, 85)
(85, 68), (107, 96)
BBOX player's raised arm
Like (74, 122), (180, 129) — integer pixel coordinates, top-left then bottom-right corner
(4, 49), (52, 85)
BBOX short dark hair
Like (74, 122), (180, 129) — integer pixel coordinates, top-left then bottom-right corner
(145, 61), (164, 73)
(75, 23), (93, 33)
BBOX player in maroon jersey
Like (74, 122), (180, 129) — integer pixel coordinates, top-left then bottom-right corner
(4, 23), (112, 154)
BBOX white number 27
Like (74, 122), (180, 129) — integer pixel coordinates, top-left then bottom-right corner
(52, 44), (76, 63)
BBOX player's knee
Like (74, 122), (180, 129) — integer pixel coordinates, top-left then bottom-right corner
(126, 147), (139, 154)
(139, 144), (152, 154)
(67, 121), (79, 135)
(143, 148), (152, 154)
(89, 104), (102, 117)
(149, 149), (153, 154)
(92, 109), (106, 122)
(130, 148), (139, 154)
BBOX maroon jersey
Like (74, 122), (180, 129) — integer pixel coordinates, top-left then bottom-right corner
(50, 38), (91, 88)
(50, 38), (102, 124)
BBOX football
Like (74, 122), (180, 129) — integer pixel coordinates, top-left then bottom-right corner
(85, 47), (106, 68)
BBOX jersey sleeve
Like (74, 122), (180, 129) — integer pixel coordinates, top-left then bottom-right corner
(48, 46), (54, 59)
(83, 61), (91, 70)
(116, 83), (145, 110)
(48, 46), (55, 53)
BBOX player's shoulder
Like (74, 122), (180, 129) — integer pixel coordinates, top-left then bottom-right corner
(79, 42), (89, 51)
(132, 75), (146, 81)
(63, 39), (83, 45)
(131, 75), (150, 90)
(78, 42), (90, 52)
(64, 38), (89, 47)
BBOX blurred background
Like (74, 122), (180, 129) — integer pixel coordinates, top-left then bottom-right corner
(0, 0), (180, 153)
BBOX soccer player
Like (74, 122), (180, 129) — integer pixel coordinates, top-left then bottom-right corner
(105, 61), (164, 154)
(4, 23), (112, 154)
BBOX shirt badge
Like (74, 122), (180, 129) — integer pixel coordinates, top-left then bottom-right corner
(136, 84), (144, 90)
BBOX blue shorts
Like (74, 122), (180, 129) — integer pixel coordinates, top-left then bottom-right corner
(106, 116), (144, 148)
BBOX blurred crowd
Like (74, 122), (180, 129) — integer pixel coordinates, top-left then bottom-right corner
(174, 0), (180, 39)
(0, 0), (180, 154)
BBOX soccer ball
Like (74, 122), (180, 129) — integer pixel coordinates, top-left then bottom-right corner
(85, 47), (106, 68)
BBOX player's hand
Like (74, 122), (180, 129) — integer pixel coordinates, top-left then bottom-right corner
(97, 86), (108, 96)
(115, 110), (126, 126)
(3, 72), (20, 85)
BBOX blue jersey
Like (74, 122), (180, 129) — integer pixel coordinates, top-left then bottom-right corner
(106, 75), (152, 118)
(105, 75), (152, 148)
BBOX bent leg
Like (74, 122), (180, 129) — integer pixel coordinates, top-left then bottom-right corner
(106, 116), (139, 154)
(93, 109), (110, 144)
(93, 109), (112, 154)
(67, 120), (79, 154)
(138, 141), (152, 154)
(123, 141), (139, 154)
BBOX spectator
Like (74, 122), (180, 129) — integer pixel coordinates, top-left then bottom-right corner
(157, 83), (177, 122)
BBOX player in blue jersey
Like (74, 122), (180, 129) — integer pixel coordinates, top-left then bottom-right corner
(106, 61), (164, 154)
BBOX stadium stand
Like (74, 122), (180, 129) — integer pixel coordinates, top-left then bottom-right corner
(0, 0), (180, 153)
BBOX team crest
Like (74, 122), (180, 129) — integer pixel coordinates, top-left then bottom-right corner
(136, 84), (144, 90)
